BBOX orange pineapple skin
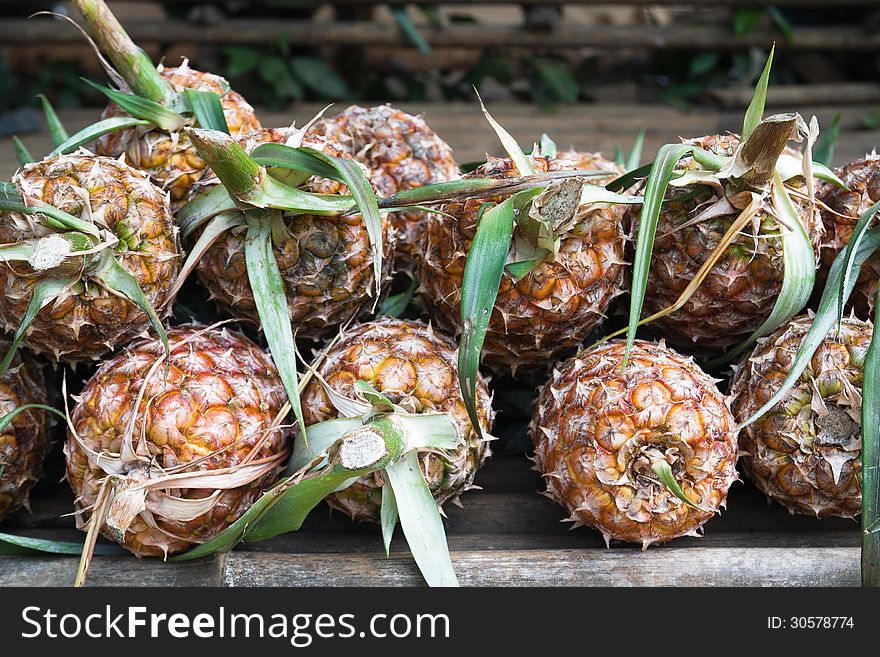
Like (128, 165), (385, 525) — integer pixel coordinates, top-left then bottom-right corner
(531, 339), (738, 547)
(731, 314), (867, 518)
(301, 318), (494, 522)
(0, 154), (180, 363)
(418, 155), (628, 375)
(193, 127), (395, 339)
(66, 327), (288, 557)
(627, 135), (823, 355)
(96, 65), (261, 208)
(816, 154), (880, 319)
(0, 345), (52, 520)
(310, 105), (459, 263)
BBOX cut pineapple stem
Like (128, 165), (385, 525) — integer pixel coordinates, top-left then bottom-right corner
(185, 128), (264, 204)
(72, 0), (175, 104)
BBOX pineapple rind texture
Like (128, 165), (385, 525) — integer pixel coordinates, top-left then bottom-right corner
(817, 153), (880, 320)
(628, 134), (823, 355)
(193, 127), (395, 340)
(731, 314), (867, 518)
(0, 153), (180, 363)
(0, 346), (52, 520)
(531, 339), (739, 548)
(418, 155), (628, 375)
(96, 64), (261, 208)
(311, 104), (460, 262)
(65, 327), (289, 557)
(301, 317), (494, 523)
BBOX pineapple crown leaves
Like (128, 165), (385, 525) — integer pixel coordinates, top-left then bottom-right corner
(609, 47), (837, 370)
(455, 101), (642, 439)
(0, 167), (171, 373)
(172, 379), (463, 587)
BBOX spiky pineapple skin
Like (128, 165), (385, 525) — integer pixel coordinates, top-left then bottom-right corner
(817, 154), (880, 319)
(628, 134), (822, 355)
(96, 64), (261, 207)
(531, 339), (738, 547)
(66, 327), (288, 556)
(0, 345), (52, 520)
(731, 314), (867, 517)
(418, 155), (627, 375)
(0, 153), (180, 363)
(193, 127), (395, 340)
(310, 105), (459, 263)
(301, 318), (494, 522)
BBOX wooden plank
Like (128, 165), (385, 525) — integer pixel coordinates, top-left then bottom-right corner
(4, 456), (862, 537)
(711, 83), (880, 108)
(0, 554), (226, 587)
(153, 0), (880, 6)
(1, 19), (876, 50)
(224, 547), (859, 586)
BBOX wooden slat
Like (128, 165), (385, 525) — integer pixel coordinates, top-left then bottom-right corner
(0, 554), (226, 587)
(223, 547), (859, 586)
(152, 0), (880, 6)
(1, 19), (876, 50)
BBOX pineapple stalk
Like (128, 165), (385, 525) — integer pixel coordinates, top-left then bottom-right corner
(71, 0), (174, 104)
(186, 128), (263, 205)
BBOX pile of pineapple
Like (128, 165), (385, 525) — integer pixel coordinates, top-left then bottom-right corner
(1, 1), (878, 586)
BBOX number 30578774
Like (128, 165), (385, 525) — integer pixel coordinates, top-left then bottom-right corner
(768, 617), (855, 629)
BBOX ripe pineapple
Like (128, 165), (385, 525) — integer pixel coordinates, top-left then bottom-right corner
(300, 317), (494, 522)
(0, 344), (52, 520)
(96, 62), (261, 208)
(418, 155), (628, 375)
(731, 314), (867, 517)
(310, 105), (459, 263)
(628, 134), (822, 355)
(816, 153), (880, 319)
(192, 127), (395, 339)
(0, 153), (180, 363)
(531, 339), (739, 547)
(66, 326), (289, 557)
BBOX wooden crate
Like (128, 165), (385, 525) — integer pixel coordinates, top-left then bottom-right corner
(0, 102), (875, 586)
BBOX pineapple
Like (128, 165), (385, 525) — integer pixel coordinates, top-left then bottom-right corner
(96, 62), (261, 208)
(66, 326), (289, 557)
(816, 153), (880, 319)
(418, 155), (628, 375)
(731, 314), (867, 517)
(0, 344), (52, 520)
(531, 339), (739, 547)
(0, 152), (180, 363)
(310, 105), (459, 263)
(628, 134), (822, 355)
(300, 317), (494, 522)
(191, 127), (395, 339)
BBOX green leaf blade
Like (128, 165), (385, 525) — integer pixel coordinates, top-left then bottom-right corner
(862, 287), (880, 585)
(39, 94), (70, 147)
(385, 451), (458, 587)
(624, 143), (694, 368)
(458, 198), (516, 438)
(742, 46), (775, 142)
(184, 90), (230, 134)
(243, 213), (307, 440)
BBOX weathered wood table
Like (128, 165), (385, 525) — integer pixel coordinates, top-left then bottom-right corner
(0, 102), (874, 586)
